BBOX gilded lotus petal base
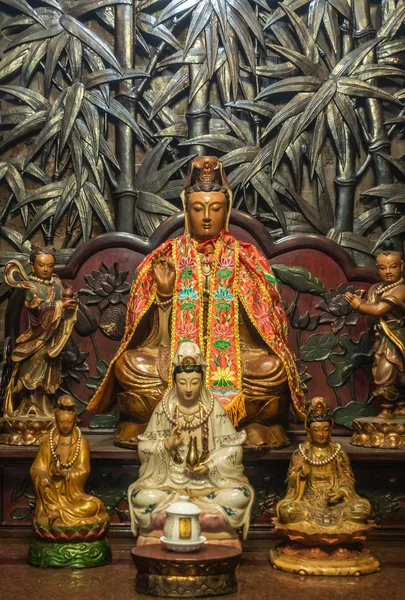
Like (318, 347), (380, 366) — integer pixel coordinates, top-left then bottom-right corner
(0, 415), (54, 446)
(352, 416), (405, 449)
(270, 542), (380, 577)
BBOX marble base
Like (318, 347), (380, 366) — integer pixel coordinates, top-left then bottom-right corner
(270, 542), (380, 576)
(352, 416), (405, 449)
(0, 415), (53, 445)
(131, 544), (241, 597)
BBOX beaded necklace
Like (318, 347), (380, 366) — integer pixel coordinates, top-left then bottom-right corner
(49, 425), (82, 469)
(375, 277), (403, 297)
(161, 389), (214, 432)
(299, 442), (340, 466)
(29, 274), (55, 286)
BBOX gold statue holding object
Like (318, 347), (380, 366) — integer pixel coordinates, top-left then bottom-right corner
(345, 244), (405, 448)
(88, 156), (304, 449)
(270, 397), (379, 576)
(1, 247), (78, 445)
(29, 395), (111, 568)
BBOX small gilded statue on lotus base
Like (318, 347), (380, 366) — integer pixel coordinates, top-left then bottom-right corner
(270, 398), (379, 576)
(29, 396), (111, 568)
(0, 246), (78, 445)
(128, 342), (254, 550)
(345, 243), (405, 449)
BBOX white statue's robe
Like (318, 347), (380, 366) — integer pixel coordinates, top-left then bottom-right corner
(128, 394), (254, 540)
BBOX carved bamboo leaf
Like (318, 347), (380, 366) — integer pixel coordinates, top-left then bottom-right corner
(179, 134), (244, 152)
(227, 0), (264, 47)
(272, 116), (299, 176)
(309, 111), (326, 178)
(44, 31), (69, 95)
(222, 28), (239, 100)
(354, 65), (405, 81)
(137, 191), (179, 216)
(353, 208), (381, 235)
(333, 92), (361, 154)
(99, 136), (120, 171)
(1, 0), (46, 26)
(308, 0), (325, 40)
(210, 104), (253, 144)
(295, 79), (336, 138)
(228, 6), (256, 73)
(0, 111), (47, 150)
(261, 93), (311, 139)
(376, 153), (405, 178)
(137, 13), (182, 50)
(242, 139), (276, 184)
(265, 0), (310, 28)
(189, 51), (226, 102)
(0, 84), (49, 111)
(60, 82), (84, 152)
(269, 44), (327, 78)
(20, 40), (47, 87)
(372, 215), (405, 253)
(82, 68), (148, 89)
(323, 1), (339, 55)
(12, 182), (64, 211)
(22, 199), (55, 241)
(211, 0), (228, 36)
(5, 163), (25, 203)
(75, 187), (92, 242)
(361, 183), (405, 199)
(66, 35), (82, 81)
(282, 184), (331, 234)
(86, 91), (145, 141)
(184, 1), (213, 55)
(65, 0), (131, 18)
(256, 76), (322, 100)
(7, 19), (63, 50)
(135, 139), (171, 190)
(147, 155), (195, 194)
(53, 174), (77, 226)
(331, 39), (380, 78)
(81, 98), (100, 158)
(378, 4), (405, 39)
(326, 101), (346, 166)
(60, 15), (123, 73)
(157, 0), (201, 24)
(68, 124), (84, 188)
(84, 182), (115, 231)
(22, 111), (62, 167)
(0, 46), (29, 80)
(221, 146), (258, 168)
(279, 3), (319, 63)
(226, 100), (277, 119)
(205, 14), (219, 78)
(149, 67), (189, 120)
(337, 78), (402, 105)
(251, 172), (287, 232)
(0, 226), (31, 252)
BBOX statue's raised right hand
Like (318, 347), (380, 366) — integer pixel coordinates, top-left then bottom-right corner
(166, 425), (186, 453)
(152, 252), (175, 298)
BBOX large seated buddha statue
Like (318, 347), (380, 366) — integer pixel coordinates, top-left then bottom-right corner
(270, 397), (379, 576)
(87, 156), (304, 447)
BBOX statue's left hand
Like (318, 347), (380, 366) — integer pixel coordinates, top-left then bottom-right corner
(328, 491), (343, 504)
(187, 463), (209, 476)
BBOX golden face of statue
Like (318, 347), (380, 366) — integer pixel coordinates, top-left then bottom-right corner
(56, 410), (76, 435)
(376, 253), (403, 284)
(186, 191), (227, 241)
(309, 421), (331, 447)
(32, 253), (55, 280)
(175, 371), (203, 405)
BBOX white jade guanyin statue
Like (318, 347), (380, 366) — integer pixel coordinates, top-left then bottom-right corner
(128, 342), (254, 547)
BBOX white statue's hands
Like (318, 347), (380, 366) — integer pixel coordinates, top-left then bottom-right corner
(187, 463), (209, 476)
(166, 425), (186, 453)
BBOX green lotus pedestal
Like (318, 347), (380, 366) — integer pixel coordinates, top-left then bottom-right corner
(29, 519), (111, 568)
